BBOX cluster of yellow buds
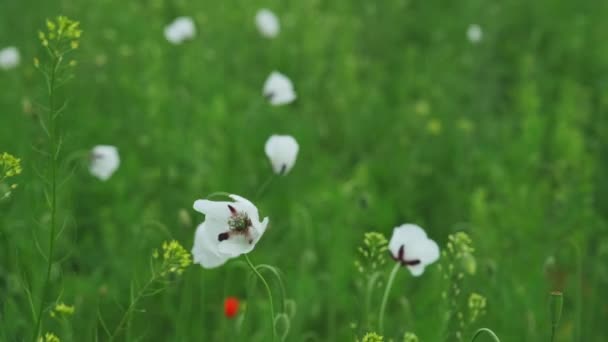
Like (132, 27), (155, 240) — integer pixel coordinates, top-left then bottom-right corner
(1, 152), (22, 199)
(354, 232), (388, 274)
(359, 332), (384, 342)
(445, 232), (476, 276)
(153, 240), (192, 276)
(39, 16), (82, 50)
(38, 332), (60, 342)
(50, 302), (75, 318)
(467, 293), (487, 323)
(403, 332), (419, 342)
(35, 16), (82, 69)
(1, 152), (22, 179)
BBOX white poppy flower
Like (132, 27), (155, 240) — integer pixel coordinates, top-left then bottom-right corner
(192, 195), (269, 269)
(388, 224), (440, 276)
(89, 145), (120, 181)
(0, 47), (20, 70)
(467, 24), (483, 44)
(255, 9), (280, 38)
(263, 71), (296, 106)
(164, 17), (196, 44)
(265, 135), (299, 175)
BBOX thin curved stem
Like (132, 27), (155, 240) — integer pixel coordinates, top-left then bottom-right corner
(255, 174), (277, 200)
(471, 328), (501, 342)
(244, 254), (275, 342)
(378, 263), (401, 334)
(109, 277), (156, 341)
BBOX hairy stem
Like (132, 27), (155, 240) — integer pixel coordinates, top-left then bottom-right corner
(244, 254), (275, 342)
(378, 263), (401, 334)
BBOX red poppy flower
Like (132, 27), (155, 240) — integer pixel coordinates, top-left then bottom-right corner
(224, 297), (239, 318)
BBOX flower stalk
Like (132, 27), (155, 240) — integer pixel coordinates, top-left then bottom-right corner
(378, 262), (401, 334)
(32, 16), (82, 339)
(244, 254), (276, 341)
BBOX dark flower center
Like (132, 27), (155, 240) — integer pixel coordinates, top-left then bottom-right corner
(391, 245), (421, 267)
(217, 204), (254, 244)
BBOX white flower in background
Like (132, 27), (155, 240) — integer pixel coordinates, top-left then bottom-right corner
(388, 224), (439, 276)
(255, 9), (280, 38)
(467, 24), (483, 44)
(265, 134), (299, 175)
(263, 71), (296, 106)
(192, 195), (269, 268)
(89, 145), (120, 181)
(0, 47), (20, 70)
(164, 17), (196, 44)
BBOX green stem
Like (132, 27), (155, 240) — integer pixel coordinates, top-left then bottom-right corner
(109, 277), (156, 341)
(244, 254), (275, 342)
(550, 326), (556, 342)
(378, 263), (401, 334)
(32, 56), (59, 342)
(471, 328), (501, 342)
(255, 174), (277, 200)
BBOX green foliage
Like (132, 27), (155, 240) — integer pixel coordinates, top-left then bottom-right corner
(1, 0), (608, 341)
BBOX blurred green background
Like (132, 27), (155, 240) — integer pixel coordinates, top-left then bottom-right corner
(1, 0), (608, 341)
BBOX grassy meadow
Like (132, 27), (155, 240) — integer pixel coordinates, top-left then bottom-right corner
(1, 0), (608, 341)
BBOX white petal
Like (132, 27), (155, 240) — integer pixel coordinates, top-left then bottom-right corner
(255, 9), (280, 38)
(263, 71), (296, 106)
(218, 236), (256, 256)
(467, 24), (483, 43)
(264, 135), (299, 174)
(407, 238), (440, 265)
(164, 17), (196, 44)
(89, 145), (120, 181)
(193, 199), (233, 220)
(407, 264), (426, 277)
(192, 221), (230, 268)
(388, 224), (428, 256)
(0, 47), (20, 70)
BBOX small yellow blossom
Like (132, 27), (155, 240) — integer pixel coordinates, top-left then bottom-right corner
(360, 332), (384, 342)
(157, 240), (192, 276)
(1, 152), (22, 178)
(468, 293), (487, 323)
(427, 118), (442, 135)
(38, 332), (60, 342)
(37, 16), (82, 58)
(403, 332), (419, 342)
(50, 302), (75, 318)
(354, 232), (388, 275)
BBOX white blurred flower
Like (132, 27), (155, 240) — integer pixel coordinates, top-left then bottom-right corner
(192, 195), (269, 268)
(164, 17), (196, 44)
(263, 71), (296, 106)
(0, 47), (20, 70)
(89, 145), (120, 181)
(265, 134), (299, 175)
(388, 224), (439, 276)
(467, 24), (483, 44)
(255, 9), (280, 38)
